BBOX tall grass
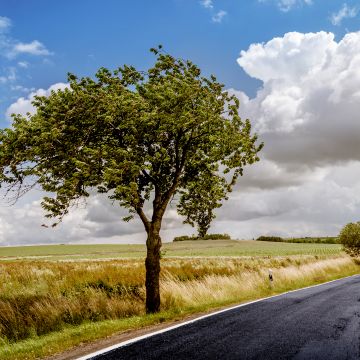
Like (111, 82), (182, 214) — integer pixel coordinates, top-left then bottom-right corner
(0, 255), (358, 347)
(161, 257), (355, 309)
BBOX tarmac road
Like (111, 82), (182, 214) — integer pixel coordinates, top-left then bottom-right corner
(89, 275), (360, 360)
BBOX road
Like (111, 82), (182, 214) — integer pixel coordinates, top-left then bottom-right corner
(88, 275), (360, 360)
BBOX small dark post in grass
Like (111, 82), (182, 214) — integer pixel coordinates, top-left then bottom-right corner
(268, 269), (273, 288)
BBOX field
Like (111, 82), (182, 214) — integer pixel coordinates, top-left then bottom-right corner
(0, 239), (342, 260)
(0, 240), (357, 360)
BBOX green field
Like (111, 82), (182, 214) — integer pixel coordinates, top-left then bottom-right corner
(0, 239), (343, 260)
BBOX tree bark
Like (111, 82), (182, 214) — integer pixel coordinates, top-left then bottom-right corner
(145, 223), (162, 313)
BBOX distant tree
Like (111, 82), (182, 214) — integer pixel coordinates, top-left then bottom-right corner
(177, 173), (227, 238)
(0, 47), (262, 313)
(339, 222), (360, 256)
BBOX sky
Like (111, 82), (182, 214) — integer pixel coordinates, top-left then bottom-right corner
(1, 0), (360, 245)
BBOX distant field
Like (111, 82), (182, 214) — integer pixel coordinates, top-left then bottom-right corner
(0, 239), (343, 260)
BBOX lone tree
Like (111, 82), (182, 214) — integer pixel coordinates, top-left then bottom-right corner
(0, 48), (262, 313)
(339, 221), (360, 257)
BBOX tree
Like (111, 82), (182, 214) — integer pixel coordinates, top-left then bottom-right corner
(0, 48), (262, 313)
(177, 172), (226, 238)
(339, 222), (360, 257)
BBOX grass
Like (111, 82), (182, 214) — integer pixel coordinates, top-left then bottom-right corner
(0, 240), (342, 260)
(0, 250), (358, 359)
(0, 240), (356, 359)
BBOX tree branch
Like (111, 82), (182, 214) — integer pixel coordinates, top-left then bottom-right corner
(136, 206), (150, 233)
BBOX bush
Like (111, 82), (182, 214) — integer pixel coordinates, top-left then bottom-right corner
(173, 234), (231, 242)
(256, 236), (283, 242)
(285, 237), (339, 244)
(339, 222), (360, 256)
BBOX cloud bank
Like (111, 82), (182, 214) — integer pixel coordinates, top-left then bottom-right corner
(225, 30), (360, 238)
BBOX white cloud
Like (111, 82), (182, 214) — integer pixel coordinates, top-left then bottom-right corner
(212, 10), (227, 23)
(0, 16), (51, 60)
(237, 31), (360, 166)
(200, 0), (213, 9)
(219, 30), (360, 238)
(0, 67), (16, 84)
(17, 61), (29, 68)
(0, 16), (11, 32)
(331, 3), (358, 26)
(260, 0), (313, 12)
(10, 85), (34, 93)
(9, 40), (52, 58)
(200, 1), (227, 24)
(6, 82), (69, 119)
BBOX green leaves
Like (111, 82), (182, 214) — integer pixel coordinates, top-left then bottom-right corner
(0, 48), (262, 230)
(339, 222), (360, 257)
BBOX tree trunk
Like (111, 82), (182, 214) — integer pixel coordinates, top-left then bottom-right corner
(145, 225), (162, 313)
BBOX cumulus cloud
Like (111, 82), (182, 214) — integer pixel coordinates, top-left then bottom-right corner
(0, 193), (144, 246)
(237, 31), (360, 167)
(0, 189), (186, 245)
(214, 165), (360, 239)
(331, 3), (358, 26)
(220, 30), (360, 238)
(6, 82), (69, 119)
(9, 40), (52, 58)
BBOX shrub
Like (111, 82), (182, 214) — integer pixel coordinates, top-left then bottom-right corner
(203, 233), (230, 240)
(173, 234), (231, 242)
(339, 222), (360, 256)
(256, 236), (283, 242)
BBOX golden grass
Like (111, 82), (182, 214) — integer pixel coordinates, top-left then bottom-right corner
(161, 256), (356, 309)
(0, 254), (358, 360)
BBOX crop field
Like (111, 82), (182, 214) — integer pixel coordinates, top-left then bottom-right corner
(0, 240), (357, 360)
(0, 239), (342, 260)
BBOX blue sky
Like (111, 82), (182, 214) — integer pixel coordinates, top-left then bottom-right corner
(2, 0), (360, 244)
(0, 0), (358, 118)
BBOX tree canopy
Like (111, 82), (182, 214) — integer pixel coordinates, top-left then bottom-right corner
(177, 173), (227, 238)
(0, 47), (263, 312)
(339, 221), (360, 257)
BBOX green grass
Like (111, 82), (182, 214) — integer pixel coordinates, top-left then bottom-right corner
(0, 240), (343, 260)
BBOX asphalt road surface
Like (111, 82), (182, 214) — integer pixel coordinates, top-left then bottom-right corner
(91, 275), (360, 360)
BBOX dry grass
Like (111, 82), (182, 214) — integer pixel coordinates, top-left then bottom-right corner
(0, 255), (358, 348)
(161, 256), (356, 308)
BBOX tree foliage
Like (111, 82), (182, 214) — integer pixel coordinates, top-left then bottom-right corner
(0, 47), (262, 312)
(177, 173), (227, 237)
(339, 222), (360, 257)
